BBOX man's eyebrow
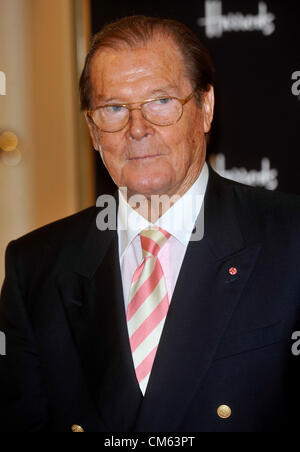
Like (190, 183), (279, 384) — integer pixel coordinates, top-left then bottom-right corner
(95, 95), (121, 103)
(95, 86), (178, 104)
(149, 86), (178, 96)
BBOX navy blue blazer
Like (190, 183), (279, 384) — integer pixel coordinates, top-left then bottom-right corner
(1, 166), (300, 432)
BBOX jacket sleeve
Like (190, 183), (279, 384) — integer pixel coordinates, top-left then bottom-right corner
(0, 241), (49, 432)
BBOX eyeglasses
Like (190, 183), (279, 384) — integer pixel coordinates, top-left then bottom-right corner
(86, 90), (196, 133)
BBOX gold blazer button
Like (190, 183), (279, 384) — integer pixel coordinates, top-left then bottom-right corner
(71, 424), (84, 432)
(217, 405), (232, 419)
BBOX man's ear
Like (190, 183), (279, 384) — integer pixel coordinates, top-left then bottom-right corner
(202, 85), (215, 134)
(84, 112), (98, 149)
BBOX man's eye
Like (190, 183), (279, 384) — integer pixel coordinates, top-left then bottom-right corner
(156, 98), (171, 105)
(104, 105), (124, 113)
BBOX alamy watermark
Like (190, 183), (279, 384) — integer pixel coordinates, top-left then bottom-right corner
(0, 331), (6, 356)
(0, 70), (6, 96)
(95, 188), (205, 241)
(291, 331), (300, 356)
(291, 71), (300, 98)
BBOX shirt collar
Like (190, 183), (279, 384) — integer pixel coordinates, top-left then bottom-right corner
(117, 161), (209, 259)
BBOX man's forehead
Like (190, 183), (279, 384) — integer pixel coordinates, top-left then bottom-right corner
(90, 38), (189, 102)
(91, 38), (184, 73)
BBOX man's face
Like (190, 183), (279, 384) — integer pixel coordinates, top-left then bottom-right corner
(87, 35), (214, 198)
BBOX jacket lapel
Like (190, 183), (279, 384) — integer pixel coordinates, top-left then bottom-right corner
(134, 168), (262, 431)
(58, 204), (142, 431)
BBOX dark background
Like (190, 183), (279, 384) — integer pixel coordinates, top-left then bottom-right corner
(89, 0), (300, 197)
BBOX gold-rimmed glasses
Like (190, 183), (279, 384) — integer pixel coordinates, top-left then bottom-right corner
(86, 90), (196, 133)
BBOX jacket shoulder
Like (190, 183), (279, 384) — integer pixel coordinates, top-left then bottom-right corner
(214, 170), (300, 215)
(214, 172), (300, 241)
(232, 178), (300, 218)
(9, 206), (98, 251)
(4, 207), (100, 287)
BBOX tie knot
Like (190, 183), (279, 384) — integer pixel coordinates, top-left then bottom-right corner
(140, 227), (171, 258)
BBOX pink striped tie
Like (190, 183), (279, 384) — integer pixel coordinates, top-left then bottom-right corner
(126, 227), (171, 395)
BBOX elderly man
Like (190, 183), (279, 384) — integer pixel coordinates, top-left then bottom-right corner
(1, 15), (300, 433)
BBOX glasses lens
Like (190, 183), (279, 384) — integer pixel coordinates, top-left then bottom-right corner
(142, 98), (182, 126)
(92, 105), (129, 132)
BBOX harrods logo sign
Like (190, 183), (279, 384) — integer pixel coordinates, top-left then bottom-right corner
(198, 1), (276, 38)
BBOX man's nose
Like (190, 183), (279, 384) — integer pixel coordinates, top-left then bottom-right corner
(128, 108), (152, 141)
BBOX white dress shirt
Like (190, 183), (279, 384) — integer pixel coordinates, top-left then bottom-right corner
(117, 162), (209, 311)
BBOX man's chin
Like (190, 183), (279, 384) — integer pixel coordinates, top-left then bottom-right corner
(125, 179), (172, 199)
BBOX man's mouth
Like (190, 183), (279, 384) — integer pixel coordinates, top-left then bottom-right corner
(128, 154), (162, 161)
